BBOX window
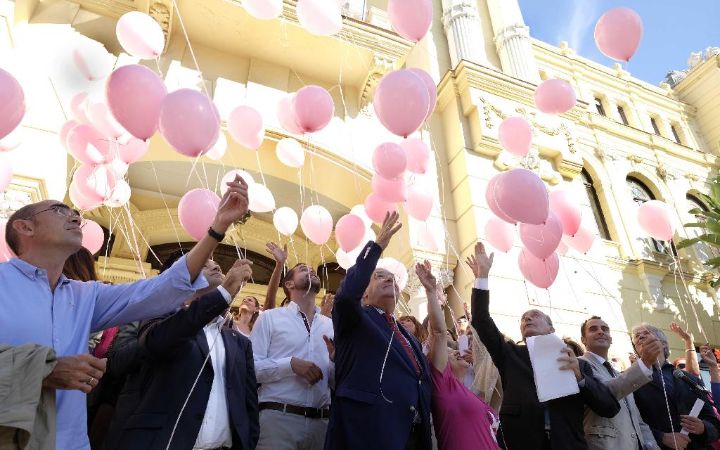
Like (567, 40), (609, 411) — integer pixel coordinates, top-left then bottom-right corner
(581, 169), (611, 240)
(686, 193), (716, 261)
(627, 176), (676, 255)
(617, 106), (629, 125)
(317, 263), (346, 293)
(650, 117), (661, 135)
(671, 124), (683, 144)
(594, 98), (606, 116)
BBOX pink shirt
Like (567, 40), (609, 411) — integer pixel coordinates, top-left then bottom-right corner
(430, 364), (500, 450)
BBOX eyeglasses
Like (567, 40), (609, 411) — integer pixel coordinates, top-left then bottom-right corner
(25, 204), (85, 226)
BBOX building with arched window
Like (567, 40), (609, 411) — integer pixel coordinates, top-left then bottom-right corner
(1, 0), (719, 360)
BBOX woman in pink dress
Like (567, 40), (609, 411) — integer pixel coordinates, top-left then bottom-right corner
(415, 261), (501, 450)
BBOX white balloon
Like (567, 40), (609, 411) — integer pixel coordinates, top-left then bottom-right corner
(273, 207), (299, 236)
(296, 0), (342, 36)
(73, 40), (113, 81)
(0, 126), (22, 152)
(206, 133), (227, 161)
(275, 138), (305, 168)
(105, 179), (132, 208)
(376, 257), (408, 291)
(350, 204), (373, 228)
(116, 12), (165, 59)
(220, 169), (255, 196)
(248, 183), (276, 213)
(336, 246), (362, 270)
(107, 158), (129, 178)
(241, 0), (283, 20)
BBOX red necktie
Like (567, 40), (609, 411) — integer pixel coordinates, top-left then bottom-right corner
(384, 313), (421, 376)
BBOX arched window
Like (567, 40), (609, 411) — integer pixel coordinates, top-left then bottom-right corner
(581, 169), (611, 240)
(626, 176), (675, 255)
(686, 193), (707, 217)
(686, 193), (716, 261)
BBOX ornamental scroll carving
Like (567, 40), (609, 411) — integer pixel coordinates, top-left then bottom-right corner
(149, 2), (172, 52)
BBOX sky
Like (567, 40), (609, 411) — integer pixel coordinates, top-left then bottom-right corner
(517, 0), (720, 85)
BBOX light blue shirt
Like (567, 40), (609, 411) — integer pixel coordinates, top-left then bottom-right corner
(0, 256), (208, 450)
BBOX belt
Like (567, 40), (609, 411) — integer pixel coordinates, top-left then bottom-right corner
(259, 402), (330, 419)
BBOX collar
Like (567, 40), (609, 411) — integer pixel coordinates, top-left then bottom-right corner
(373, 306), (396, 319)
(287, 299), (320, 316)
(205, 315), (226, 328)
(585, 351), (608, 365)
(9, 257), (71, 285)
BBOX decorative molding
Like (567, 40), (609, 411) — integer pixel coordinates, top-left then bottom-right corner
(359, 54), (396, 110)
(627, 154), (644, 165)
(148, 1), (173, 53)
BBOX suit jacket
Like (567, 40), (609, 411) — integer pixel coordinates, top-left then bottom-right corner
(471, 288), (620, 450)
(324, 241), (433, 450)
(579, 354), (659, 450)
(634, 363), (720, 450)
(108, 290), (260, 450)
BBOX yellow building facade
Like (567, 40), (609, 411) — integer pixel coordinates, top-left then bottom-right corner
(1, 0), (720, 363)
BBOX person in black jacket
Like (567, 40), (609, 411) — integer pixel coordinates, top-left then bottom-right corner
(631, 324), (720, 450)
(108, 258), (259, 450)
(466, 242), (620, 450)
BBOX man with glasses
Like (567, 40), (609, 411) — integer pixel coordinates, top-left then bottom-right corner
(0, 175), (249, 450)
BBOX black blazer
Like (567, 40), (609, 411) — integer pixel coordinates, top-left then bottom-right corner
(471, 288), (620, 450)
(633, 363), (720, 450)
(324, 241), (433, 450)
(108, 290), (260, 450)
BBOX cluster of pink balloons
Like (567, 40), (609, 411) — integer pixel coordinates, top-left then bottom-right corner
(594, 7), (643, 63)
(637, 200), (675, 242)
(277, 85), (335, 135)
(388, 0), (433, 42)
(484, 169), (595, 288)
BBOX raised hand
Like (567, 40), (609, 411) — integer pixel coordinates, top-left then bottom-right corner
(266, 242), (288, 265)
(222, 259), (253, 297)
(639, 335), (663, 368)
(415, 260), (437, 292)
(670, 322), (693, 344)
(213, 175), (250, 233)
(700, 344), (718, 366)
(43, 354), (107, 394)
(465, 242), (494, 278)
(375, 211), (402, 250)
(320, 293), (334, 318)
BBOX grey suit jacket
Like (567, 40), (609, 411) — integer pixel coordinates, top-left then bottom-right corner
(580, 353), (660, 450)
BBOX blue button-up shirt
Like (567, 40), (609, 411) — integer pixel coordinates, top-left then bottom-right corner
(0, 256), (207, 450)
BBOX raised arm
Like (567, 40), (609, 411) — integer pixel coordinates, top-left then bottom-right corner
(263, 242), (287, 311)
(416, 261), (446, 372)
(670, 322), (700, 376)
(333, 212), (401, 337)
(603, 337), (660, 400)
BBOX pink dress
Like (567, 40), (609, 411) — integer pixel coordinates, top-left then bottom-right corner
(430, 364), (500, 450)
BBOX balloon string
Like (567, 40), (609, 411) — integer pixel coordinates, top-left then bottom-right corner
(169, 0), (210, 99)
(149, 161), (183, 251)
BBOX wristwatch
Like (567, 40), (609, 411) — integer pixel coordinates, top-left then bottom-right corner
(207, 226), (225, 241)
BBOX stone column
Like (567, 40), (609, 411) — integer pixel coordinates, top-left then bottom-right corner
(441, 0), (488, 68)
(485, 0), (540, 83)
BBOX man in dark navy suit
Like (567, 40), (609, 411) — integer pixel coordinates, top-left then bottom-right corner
(324, 212), (432, 450)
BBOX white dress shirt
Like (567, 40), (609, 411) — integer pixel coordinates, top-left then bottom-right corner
(194, 286), (233, 450)
(251, 301), (334, 408)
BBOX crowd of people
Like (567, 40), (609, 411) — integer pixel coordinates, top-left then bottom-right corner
(3, 176), (720, 450)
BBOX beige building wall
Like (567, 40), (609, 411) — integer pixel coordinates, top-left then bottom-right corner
(1, 0), (719, 362)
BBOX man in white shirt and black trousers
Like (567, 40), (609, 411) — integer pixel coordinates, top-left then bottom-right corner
(251, 261), (334, 450)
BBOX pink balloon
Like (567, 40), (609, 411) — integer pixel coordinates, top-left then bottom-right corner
(519, 211), (563, 260)
(86, 102), (125, 139)
(159, 89), (220, 157)
(405, 183), (433, 221)
(228, 105), (265, 150)
(485, 217), (514, 253)
(494, 169), (548, 225)
(0, 69), (24, 141)
(499, 117), (532, 157)
(563, 227), (596, 254)
(73, 164), (117, 203)
(557, 240), (569, 256)
(178, 189), (221, 241)
(116, 11), (165, 59)
(364, 193), (397, 224)
(372, 173), (407, 203)
(0, 220), (15, 262)
(300, 205), (334, 245)
(118, 137), (150, 164)
(374, 70), (430, 138)
(638, 200), (675, 241)
(594, 7), (643, 62)
(60, 120), (79, 149)
(0, 159), (12, 192)
(518, 249), (559, 289)
(407, 68), (437, 121)
(277, 94), (304, 135)
(69, 179), (102, 211)
(0, 127), (22, 152)
(549, 189), (582, 236)
(70, 92), (90, 124)
(241, 0), (282, 20)
(81, 220), (105, 254)
(66, 124), (112, 164)
(296, 0), (342, 36)
(106, 64), (167, 140)
(387, 0), (432, 42)
(335, 214), (366, 252)
(401, 138), (430, 174)
(73, 42), (112, 81)
(292, 85), (334, 133)
(373, 143), (407, 180)
(486, 174), (516, 224)
(534, 79), (577, 115)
